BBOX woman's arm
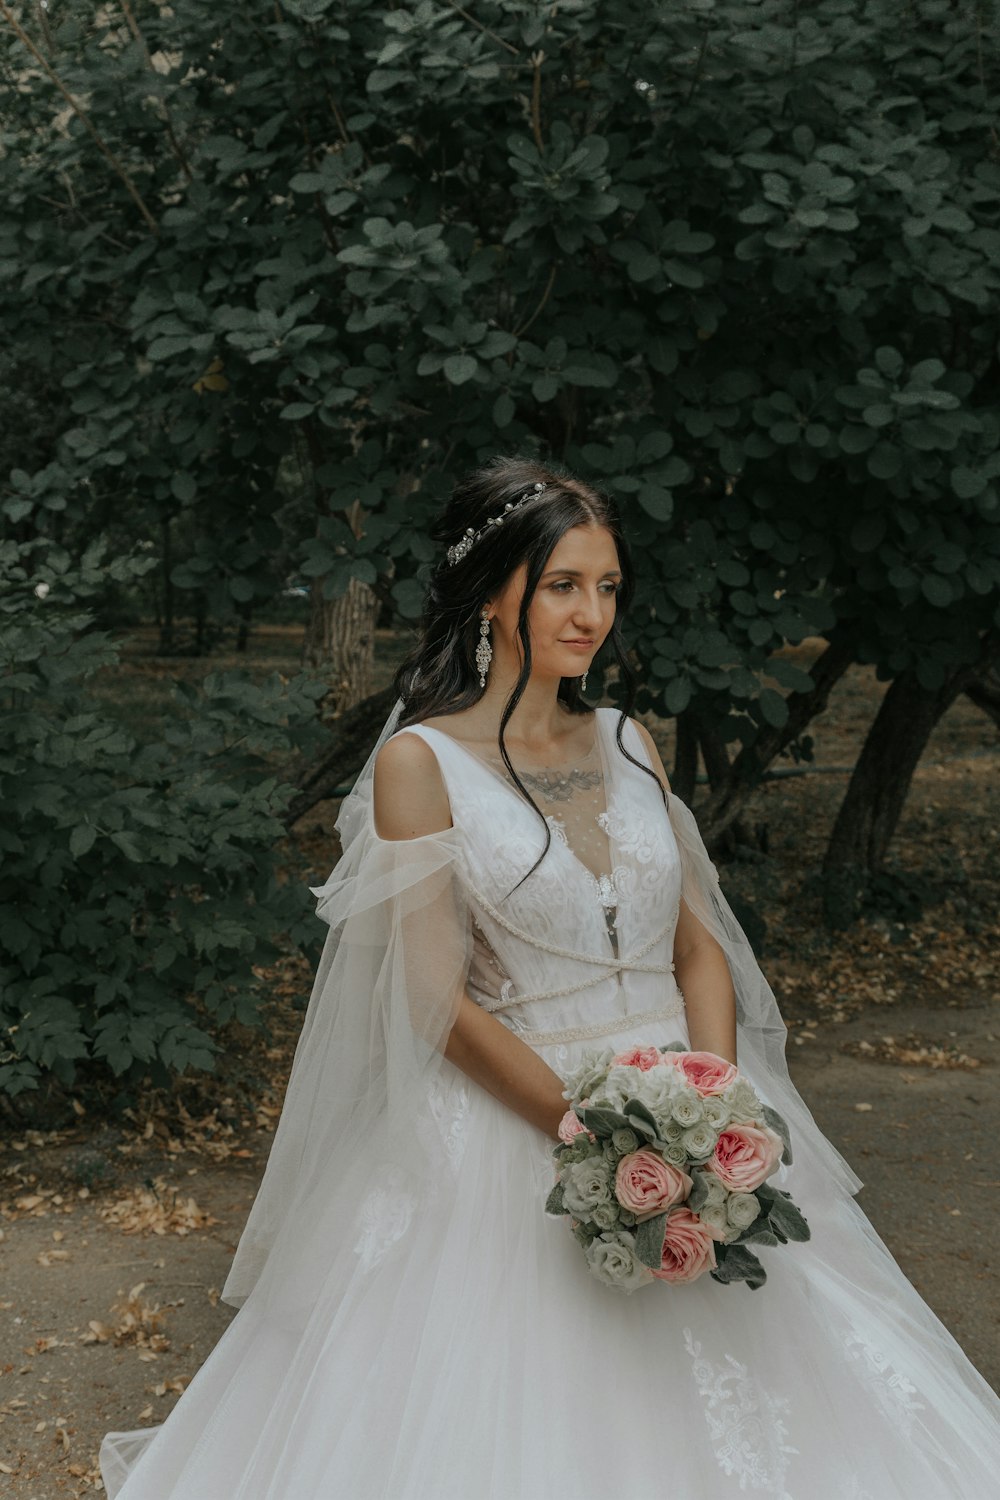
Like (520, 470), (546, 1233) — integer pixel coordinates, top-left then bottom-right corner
(373, 734), (569, 1138)
(631, 720), (739, 1067)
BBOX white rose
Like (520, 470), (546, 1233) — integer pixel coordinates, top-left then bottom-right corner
(698, 1203), (731, 1240)
(590, 1200), (621, 1231)
(726, 1192), (762, 1229)
(562, 1046), (615, 1103)
(671, 1087), (706, 1128)
(631, 1067), (683, 1118)
(585, 1231), (654, 1293)
(662, 1141), (689, 1167)
(561, 1158), (614, 1217)
(597, 1065), (642, 1112)
(721, 1078), (764, 1122)
(700, 1094), (731, 1129)
(682, 1122), (717, 1161)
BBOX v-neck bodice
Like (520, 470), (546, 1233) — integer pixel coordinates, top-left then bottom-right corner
(408, 718), (617, 898)
(389, 709), (685, 1051)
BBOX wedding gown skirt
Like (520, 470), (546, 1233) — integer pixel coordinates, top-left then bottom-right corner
(100, 711), (1000, 1497)
(100, 1005), (1000, 1500)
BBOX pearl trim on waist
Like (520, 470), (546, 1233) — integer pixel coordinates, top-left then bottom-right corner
(503, 999), (687, 1048)
(465, 881), (676, 1011)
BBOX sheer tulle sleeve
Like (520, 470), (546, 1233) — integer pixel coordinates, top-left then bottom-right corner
(221, 704), (473, 1318)
(664, 790), (864, 1201)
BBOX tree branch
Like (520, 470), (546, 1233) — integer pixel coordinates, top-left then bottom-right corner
(0, 1), (159, 232)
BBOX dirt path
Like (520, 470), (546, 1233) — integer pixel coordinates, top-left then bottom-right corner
(2, 989), (997, 1498)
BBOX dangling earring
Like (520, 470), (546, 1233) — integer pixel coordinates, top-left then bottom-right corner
(476, 608), (493, 688)
(581, 671), (588, 694)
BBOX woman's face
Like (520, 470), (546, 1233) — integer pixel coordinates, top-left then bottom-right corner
(487, 523), (622, 682)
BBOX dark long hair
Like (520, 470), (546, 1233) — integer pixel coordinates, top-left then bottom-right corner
(392, 455), (666, 894)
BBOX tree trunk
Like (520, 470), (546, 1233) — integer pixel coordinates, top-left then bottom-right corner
(158, 515), (174, 653)
(820, 661), (977, 926)
(965, 664), (1000, 731)
(697, 715), (731, 791)
(302, 575), (378, 720)
(235, 600), (252, 654)
(282, 684), (398, 829)
(698, 629), (856, 851)
(671, 709), (699, 804)
(697, 715), (761, 854)
(194, 589), (208, 655)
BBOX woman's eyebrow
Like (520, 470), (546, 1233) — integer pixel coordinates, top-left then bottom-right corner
(539, 568), (623, 580)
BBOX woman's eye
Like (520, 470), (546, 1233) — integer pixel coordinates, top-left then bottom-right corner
(550, 580), (620, 594)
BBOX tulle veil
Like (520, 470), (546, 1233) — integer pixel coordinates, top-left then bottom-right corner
(220, 696), (863, 1322)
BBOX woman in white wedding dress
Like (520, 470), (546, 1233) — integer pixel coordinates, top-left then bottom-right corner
(101, 457), (1000, 1499)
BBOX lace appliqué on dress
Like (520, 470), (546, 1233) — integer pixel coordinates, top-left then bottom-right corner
(683, 1327), (799, 1496)
(842, 1327), (925, 1440)
(353, 1168), (415, 1274)
(354, 1078), (471, 1272)
(425, 1071), (472, 1169)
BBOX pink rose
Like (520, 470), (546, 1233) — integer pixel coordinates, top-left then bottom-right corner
(704, 1123), (784, 1191)
(557, 1109), (592, 1143)
(615, 1148), (692, 1220)
(611, 1045), (666, 1070)
(651, 1206), (718, 1283)
(671, 1050), (739, 1096)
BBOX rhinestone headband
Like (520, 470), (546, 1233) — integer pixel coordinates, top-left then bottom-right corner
(445, 480), (545, 567)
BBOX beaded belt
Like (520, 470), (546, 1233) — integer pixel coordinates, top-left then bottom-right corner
(466, 882), (677, 1011)
(505, 999), (687, 1048)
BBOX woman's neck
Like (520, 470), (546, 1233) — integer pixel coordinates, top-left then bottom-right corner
(438, 672), (589, 757)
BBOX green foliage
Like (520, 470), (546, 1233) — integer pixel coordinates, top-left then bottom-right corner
(0, 541), (327, 1098)
(1, 0), (998, 729)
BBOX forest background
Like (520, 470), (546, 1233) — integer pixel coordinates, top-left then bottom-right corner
(1, 1), (999, 1485)
(2, 0), (998, 1101)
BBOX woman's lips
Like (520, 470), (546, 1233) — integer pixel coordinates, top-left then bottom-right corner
(561, 640), (594, 649)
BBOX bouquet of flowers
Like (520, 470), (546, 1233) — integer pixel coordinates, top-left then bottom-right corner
(545, 1040), (810, 1293)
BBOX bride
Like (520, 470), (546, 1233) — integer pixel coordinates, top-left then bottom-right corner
(101, 456), (1000, 1498)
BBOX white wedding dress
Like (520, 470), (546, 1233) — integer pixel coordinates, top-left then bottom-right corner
(100, 707), (1000, 1499)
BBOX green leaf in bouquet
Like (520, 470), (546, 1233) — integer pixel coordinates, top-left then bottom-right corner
(633, 1211), (668, 1269)
(545, 1180), (568, 1216)
(576, 1105), (632, 1137)
(660, 1038), (689, 1052)
(572, 1219), (598, 1248)
(553, 1132), (603, 1166)
(710, 1243), (767, 1290)
(765, 1190), (811, 1243)
(623, 1098), (662, 1141)
(736, 1221), (780, 1248)
(754, 1182), (778, 1205)
(760, 1104), (793, 1164)
(685, 1170), (711, 1213)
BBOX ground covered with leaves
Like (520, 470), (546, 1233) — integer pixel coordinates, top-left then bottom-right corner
(2, 640), (997, 1494)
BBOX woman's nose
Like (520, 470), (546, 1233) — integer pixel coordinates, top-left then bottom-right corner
(573, 590), (605, 627)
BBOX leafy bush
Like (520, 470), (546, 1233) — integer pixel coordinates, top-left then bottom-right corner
(0, 540), (326, 1099)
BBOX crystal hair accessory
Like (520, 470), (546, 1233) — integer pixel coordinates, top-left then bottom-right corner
(445, 480), (545, 567)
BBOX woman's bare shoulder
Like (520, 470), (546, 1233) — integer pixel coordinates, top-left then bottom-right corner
(372, 731), (453, 840)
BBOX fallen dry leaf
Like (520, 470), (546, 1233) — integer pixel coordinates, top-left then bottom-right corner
(98, 1176), (219, 1237)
